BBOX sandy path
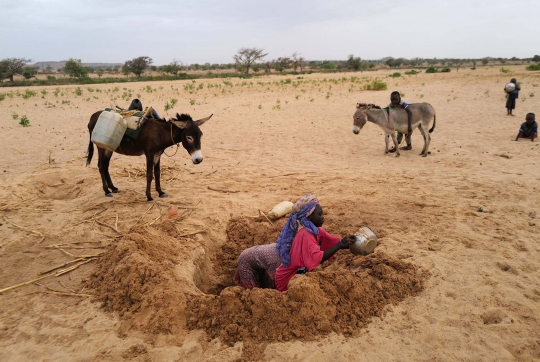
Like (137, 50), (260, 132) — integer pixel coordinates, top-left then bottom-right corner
(1, 66), (540, 361)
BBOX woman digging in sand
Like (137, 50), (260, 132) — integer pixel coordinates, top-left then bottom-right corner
(274, 194), (356, 292)
(234, 243), (282, 289)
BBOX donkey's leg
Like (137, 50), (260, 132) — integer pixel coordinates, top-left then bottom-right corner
(153, 151), (167, 198)
(418, 123), (429, 156)
(97, 148), (112, 197)
(102, 150), (119, 193)
(420, 122), (431, 157)
(390, 132), (400, 157)
(385, 133), (390, 154)
(145, 154), (154, 201)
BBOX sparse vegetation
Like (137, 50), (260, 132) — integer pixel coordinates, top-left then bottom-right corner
(21, 89), (37, 99)
(364, 80), (388, 91)
(426, 67), (437, 73)
(390, 72), (401, 78)
(19, 115), (30, 127)
(405, 70), (418, 75)
(526, 64), (540, 71)
(74, 87), (83, 96)
(12, 112), (18, 119)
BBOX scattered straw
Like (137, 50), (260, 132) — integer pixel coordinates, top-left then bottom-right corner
(0, 258), (96, 294)
(207, 186), (240, 193)
(2, 216), (45, 242)
(176, 230), (205, 238)
(0, 197), (38, 211)
(258, 209), (274, 225)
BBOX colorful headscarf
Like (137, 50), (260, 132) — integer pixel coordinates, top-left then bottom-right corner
(275, 194), (320, 267)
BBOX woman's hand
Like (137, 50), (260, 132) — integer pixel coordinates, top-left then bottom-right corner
(339, 235), (356, 249)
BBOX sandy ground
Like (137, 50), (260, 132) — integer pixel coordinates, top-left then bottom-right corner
(1, 66), (540, 361)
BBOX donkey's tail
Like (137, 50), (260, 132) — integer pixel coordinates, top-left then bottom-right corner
(429, 113), (436, 133)
(86, 140), (94, 167)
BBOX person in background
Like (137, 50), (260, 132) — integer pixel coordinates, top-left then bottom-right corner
(274, 194), (356, 292)
(506, 78), (521, 116)
(128, 98), (161, 119)
(515, 113), (537, 141)
(387, 91), (413, 153)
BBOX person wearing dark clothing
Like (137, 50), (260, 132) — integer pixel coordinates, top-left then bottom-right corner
(505, 78), (521, 116)
(387, 91), (413, 153)
(515, 113), (537, 141)
(128, 98), (161, 119)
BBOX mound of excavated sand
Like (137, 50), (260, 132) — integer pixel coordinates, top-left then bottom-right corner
(86, 217), (427, 348)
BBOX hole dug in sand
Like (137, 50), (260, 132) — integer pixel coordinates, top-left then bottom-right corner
(86, 217), (428, 347)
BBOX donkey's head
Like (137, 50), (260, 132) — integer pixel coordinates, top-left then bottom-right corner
(352, 103), (370, 134)
(170, 113), (213, 164)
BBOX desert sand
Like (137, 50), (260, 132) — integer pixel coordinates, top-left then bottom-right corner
(1, 66), (540, 361)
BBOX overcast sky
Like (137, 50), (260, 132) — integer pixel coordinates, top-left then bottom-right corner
(1, 0), (539, 65)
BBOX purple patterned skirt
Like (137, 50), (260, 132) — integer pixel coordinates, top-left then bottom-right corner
(234, 243), (282, 289)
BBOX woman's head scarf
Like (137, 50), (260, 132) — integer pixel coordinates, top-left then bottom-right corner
(275, 194), (320, 267)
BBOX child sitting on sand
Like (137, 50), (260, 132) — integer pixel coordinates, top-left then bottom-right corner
(515, 113), (537, 141)
(274, 194), (356, 292)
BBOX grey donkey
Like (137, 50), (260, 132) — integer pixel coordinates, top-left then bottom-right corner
(352, 103), (436, 157)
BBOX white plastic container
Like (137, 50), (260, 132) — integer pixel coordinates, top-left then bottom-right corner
(91, 111), (127, 151)
(268, 201), (294, 219)
(350, 226), (378, 255)
(505, 83), (516, 93)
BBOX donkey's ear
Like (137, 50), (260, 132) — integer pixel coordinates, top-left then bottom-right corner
(195, 114), (213, 126)
(356, 103), (361, 109)
(170, 120), (189, 129)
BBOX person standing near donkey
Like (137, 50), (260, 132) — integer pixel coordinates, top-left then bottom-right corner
(505, 78), (521, 116)
(387, 91), (413, 153)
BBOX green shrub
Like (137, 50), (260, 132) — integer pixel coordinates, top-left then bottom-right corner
(364, 80), (388, 91)
(390, 72), (401, 78)
(22, 89), (37, 99)
(426, 67), (437, 73)
(405, 70), (418, 75)
(74, 87), (83, 96)
(500, 67), (510, 73)
(19, 115), (30, 127)
(526, 64), (540, 71)
(0, 93), (5, 101)
(47, 75), (57, 81)
(12, 113), (18, 120)
(440, 68), (451, 73)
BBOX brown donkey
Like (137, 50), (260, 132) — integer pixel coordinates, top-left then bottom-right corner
(86, 112), (212, 201)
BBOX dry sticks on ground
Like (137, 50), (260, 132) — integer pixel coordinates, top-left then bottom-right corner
(0, 256), (99, 294)
(2, 216), (45, 242)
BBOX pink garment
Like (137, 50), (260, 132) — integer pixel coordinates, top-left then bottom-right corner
(275, 227), (341, 292)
